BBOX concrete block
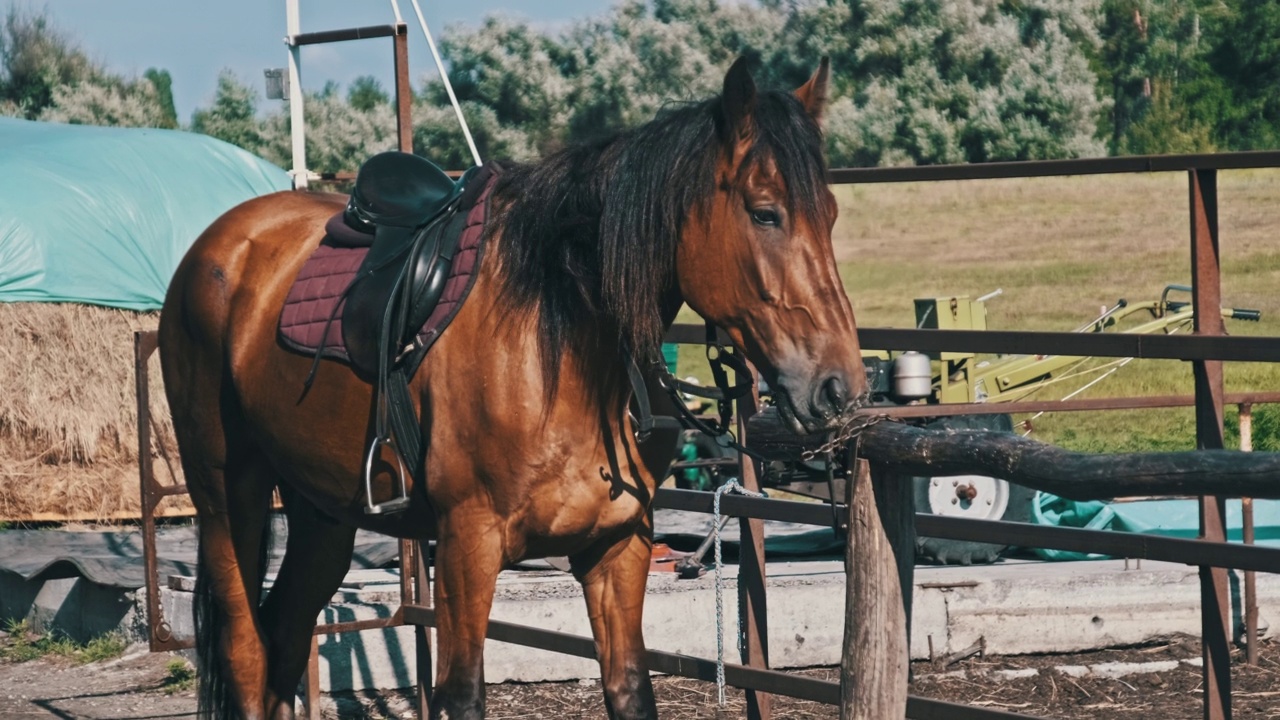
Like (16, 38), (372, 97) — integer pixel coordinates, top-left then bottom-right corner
(0, 572), (145, 643)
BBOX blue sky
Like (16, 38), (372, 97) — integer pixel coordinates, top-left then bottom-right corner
(10, 1), (612, 121)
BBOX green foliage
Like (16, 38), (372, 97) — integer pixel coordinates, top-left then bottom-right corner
(347, 75), (389, 112)
(0, 7), (94, 117)
(145, 68), (179, 129)
(14, 1), (1280, 172)
(38, 78), (169, 128)
(1, 619), (126, 664)
(191, 71), (265, 151)
(160, 657), (196, 694)
(0, 8), (170, 128)
(1205, 1), (1280, 150)
(1122, 79), (1216, 154)
(1096, 0), (1280, 154)
(255, 89), (400, 174)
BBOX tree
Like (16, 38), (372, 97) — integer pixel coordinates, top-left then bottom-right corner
(0, 7), (95, 117)
(347, 75), (389, 112)
(429, 15), (574, 153)
(814, 0), (1109, 165)
(191, 71), (265, 152)
(0, 8), (171, 128)
(413, 100), (535, 168)
(256, 89), (401, 174)
(38, 78), (168, 128)
(1205, 1), (1280, 150)
(145, 68), (178, 128)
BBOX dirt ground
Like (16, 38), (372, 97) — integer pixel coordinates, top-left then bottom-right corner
(2, 633), (1276, 719)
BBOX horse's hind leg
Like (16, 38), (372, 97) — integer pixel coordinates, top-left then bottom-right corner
(163, 302), (276, 717)
(189, 447), (278, 719)
(258, 485), (356, 719)
(573, 527), (658, 720)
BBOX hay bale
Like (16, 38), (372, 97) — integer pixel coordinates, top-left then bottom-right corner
(0, 302), (189, 521)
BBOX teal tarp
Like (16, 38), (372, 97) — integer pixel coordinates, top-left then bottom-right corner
(0, 118), (291, 310)
(1032, 493), (1280, 561)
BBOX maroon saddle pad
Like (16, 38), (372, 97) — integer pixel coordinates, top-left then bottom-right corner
(278, 172), (496, 365)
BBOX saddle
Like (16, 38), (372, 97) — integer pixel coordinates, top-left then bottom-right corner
(285, 151), (499, 515)
(338, 152), (488, 377)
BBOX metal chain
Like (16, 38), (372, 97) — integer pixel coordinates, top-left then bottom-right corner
(799, 410), (891, 462)
(713, 478), (766, 708)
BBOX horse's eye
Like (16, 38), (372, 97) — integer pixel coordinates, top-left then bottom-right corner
(750, 208), (781, 227)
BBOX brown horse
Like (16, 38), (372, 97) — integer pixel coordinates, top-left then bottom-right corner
(159, 57), (865, 720)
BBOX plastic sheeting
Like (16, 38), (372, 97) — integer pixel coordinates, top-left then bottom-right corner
(0, 118), (291, 310)
(1032, 493), (1280, 561)
(0, 519), (400, 590)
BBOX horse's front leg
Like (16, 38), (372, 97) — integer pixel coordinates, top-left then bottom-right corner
(573, 526), (658, 720)
(432, 512), (505, 719)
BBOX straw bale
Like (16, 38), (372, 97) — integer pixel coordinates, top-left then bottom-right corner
(0, 302), (189, 521)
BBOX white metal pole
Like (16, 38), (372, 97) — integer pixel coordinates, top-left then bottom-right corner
(409, 0), (482, 166)
(286, 0), (309, 189)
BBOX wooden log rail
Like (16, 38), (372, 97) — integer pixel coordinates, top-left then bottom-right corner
(748, 405), (1280, 719)
(749, 408), (1280, 500)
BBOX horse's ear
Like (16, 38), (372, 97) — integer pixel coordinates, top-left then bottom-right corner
(720, 56), (757, 148)
(794, 57), (830, 124)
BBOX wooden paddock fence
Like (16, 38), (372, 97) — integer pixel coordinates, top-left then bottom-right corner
(134, 150), (1280, 719)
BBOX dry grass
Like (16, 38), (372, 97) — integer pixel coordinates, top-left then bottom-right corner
(0, 303), (186, 521)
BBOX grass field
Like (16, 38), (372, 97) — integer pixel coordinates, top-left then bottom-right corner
(680, 168), (1280, 453)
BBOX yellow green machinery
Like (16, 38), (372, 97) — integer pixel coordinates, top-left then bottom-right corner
(832, 285), (1260, 564)
(863, 284), (1260, 408)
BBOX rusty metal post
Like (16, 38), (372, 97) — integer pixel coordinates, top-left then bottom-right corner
(301, 635), (321, 719)
(414, 540), (434, 715)
(736, 366), (771, 720)
(393, 24), (413, 154)
(1239, 403), (1259, 665)
(1190, 167), (1231, 720)
(135, 331), (165, 652)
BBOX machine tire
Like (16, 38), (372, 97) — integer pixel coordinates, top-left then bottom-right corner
(912, 414), (1033, 565)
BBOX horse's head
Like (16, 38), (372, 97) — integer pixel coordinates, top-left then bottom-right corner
(678, 58), (866, 435)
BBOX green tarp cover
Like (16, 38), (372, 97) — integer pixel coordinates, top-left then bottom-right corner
(1033, 493), (1280, 561)
(0, 118), (291, 310)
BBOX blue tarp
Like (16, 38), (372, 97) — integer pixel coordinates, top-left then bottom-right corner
(1032, 493), (1280, 561)
(0, 118), (291, 310)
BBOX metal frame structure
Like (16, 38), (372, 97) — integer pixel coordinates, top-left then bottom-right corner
(282, 2), (414, 189)
(136, 152), (1280, 718)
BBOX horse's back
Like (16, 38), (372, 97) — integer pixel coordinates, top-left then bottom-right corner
(163, 190), (344, 340)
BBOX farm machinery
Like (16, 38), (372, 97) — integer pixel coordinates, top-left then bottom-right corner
(675, 284), (1262, 565)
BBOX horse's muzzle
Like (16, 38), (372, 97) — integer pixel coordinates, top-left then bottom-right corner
(774, 370), (864, 435)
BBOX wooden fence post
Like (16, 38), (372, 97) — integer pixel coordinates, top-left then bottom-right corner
(840, 457), (909, 719)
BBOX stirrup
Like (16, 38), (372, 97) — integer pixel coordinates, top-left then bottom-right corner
(362, 436), (412, 515)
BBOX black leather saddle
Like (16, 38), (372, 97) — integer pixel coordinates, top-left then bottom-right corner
(324, 151), (493, 515)
(339, 152), (485, 377)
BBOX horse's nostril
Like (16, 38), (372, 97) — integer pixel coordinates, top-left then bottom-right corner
(823, 375), (849, 413)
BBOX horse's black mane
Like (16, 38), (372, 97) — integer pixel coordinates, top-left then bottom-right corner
(491, 86), (829, 393)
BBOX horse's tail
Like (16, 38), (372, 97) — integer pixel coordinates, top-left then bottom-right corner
(194, 517), (275, 719)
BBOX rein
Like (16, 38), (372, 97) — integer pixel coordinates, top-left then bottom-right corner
(634, 322), (889, 469)
(635, 322), (766, 463)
